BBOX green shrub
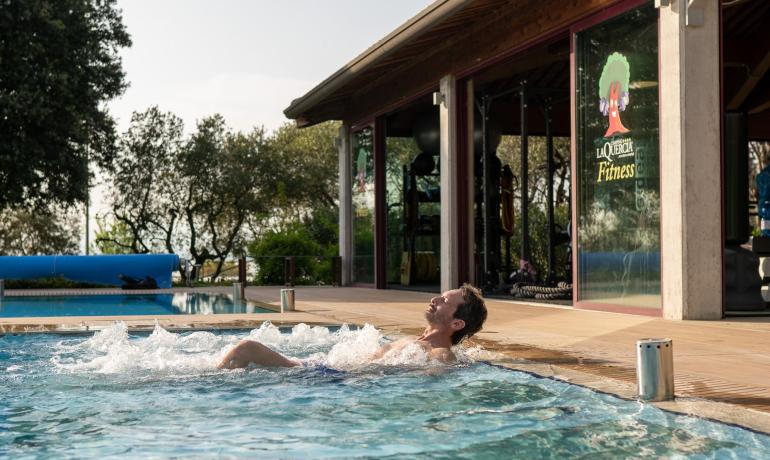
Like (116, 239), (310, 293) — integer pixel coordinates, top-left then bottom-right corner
(248, 229), (323, 285)
(5, 277), (112, 289)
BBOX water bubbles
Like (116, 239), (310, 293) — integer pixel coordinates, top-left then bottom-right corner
(51, 321), (231, 376)
(81, 320), (130, 352)
(48, 321), (477, 378)
(325, 324), (388, 369)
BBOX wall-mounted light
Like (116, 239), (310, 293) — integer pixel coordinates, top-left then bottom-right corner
(655, 0), (705, 27)
(432, 91), (445, 107)
(686, 0), (704, 27)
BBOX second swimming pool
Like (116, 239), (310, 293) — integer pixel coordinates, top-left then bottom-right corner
(0, 293), (273, 317)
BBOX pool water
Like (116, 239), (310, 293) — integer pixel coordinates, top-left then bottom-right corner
(0, 293), (273, 317)
(1, 322), (769, 458)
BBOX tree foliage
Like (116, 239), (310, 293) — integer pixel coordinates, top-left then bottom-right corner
(256, 121), (340, 227)
(497, 135), (571, 279)
(108, 106), (183, 254)
(100, 111), (341, 282)
(0, 0), (131, 207)
(94, 216), (133, 255)
(0, 205), (81, 255)
(181, 116), (273, 278)
(101, 108), (276, 280)
(248, 228), (322, 285)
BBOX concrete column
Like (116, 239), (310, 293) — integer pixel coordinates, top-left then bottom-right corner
(338, 124), (352, 286)
(659, 0), (721, 319)
(440, 74), (459, 292)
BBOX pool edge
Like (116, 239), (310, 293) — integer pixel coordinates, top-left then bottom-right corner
(489, 357), (770, 436)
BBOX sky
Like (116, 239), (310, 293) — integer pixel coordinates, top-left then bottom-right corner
(108, 0), (433, 135)
(87, 0), (433, 251)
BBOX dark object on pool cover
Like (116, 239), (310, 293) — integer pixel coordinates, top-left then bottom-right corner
(118, 274), (159, 290)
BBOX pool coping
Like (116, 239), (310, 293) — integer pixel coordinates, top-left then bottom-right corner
(488, 356), (770, 436)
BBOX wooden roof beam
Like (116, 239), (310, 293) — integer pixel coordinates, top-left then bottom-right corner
(728, 48), (770, 110)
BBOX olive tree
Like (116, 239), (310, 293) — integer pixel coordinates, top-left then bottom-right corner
(101, 109), (276, 281)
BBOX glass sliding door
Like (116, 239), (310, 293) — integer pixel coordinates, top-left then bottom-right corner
(575, 3), (661, 310)
(384, 108), (441, 290)
(351, 127), (375, 284)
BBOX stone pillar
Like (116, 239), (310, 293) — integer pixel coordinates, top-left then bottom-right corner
(659, 0), (721, 319)
(440, 74), (459, 292)
(338, 124), (352, 286)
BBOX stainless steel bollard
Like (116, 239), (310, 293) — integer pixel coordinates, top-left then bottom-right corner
(280, 288), (295, 312)
(232, 282), (243, 301)
(636, 338), (674, 401)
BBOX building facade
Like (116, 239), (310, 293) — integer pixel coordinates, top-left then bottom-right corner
(285, 0), (770, 320)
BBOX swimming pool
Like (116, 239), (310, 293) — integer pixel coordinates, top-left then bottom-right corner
(2, 322), (769, 458)
(0, 293), (273, 317)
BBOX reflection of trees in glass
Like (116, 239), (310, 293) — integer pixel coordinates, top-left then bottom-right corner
(580, 189), (659, 252)
(385, 137), (420, 284)
(351, 128), (375, 283)
(385, 136), (441, 285)
(353, 211), (374, 283)
(385, 137), (420, 201)
(496, 136), (571, 278)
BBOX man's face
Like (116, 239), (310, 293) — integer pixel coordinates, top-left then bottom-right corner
(425, 288), (464, 327)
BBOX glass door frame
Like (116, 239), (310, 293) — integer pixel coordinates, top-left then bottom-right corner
(374, 116), (387, 289)
(569, 0), (663, 316)
(350, 122), (376, 288)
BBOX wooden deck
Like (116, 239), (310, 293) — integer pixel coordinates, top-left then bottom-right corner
(3, 285), (770, 432)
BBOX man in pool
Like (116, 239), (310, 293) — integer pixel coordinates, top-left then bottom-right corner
(217, 283), (488, 369)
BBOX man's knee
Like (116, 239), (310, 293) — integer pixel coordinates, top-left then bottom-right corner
(219, 340), (259, 369)
(234, 339), (264, 355)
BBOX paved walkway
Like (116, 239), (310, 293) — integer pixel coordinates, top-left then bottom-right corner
(3, 285), (770, 432)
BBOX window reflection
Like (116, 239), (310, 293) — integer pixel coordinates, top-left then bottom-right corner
(576, 5), (661, 309)
(352, 128), (375, 284)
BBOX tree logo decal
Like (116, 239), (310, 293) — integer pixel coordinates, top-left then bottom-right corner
(356, 146), (368, 193)
(599, 52), (630, 138)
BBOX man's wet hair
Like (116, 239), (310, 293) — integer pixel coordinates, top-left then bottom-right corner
(451, 283), (488, 345)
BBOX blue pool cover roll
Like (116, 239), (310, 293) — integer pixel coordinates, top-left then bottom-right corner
(0, 254), (180, 288)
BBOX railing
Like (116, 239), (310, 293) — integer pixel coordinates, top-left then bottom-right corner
(181, 255), (342, 287)
(250, 255), (342, 287)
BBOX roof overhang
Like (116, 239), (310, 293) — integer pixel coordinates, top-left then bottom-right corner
(283, 0), (473, 126)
